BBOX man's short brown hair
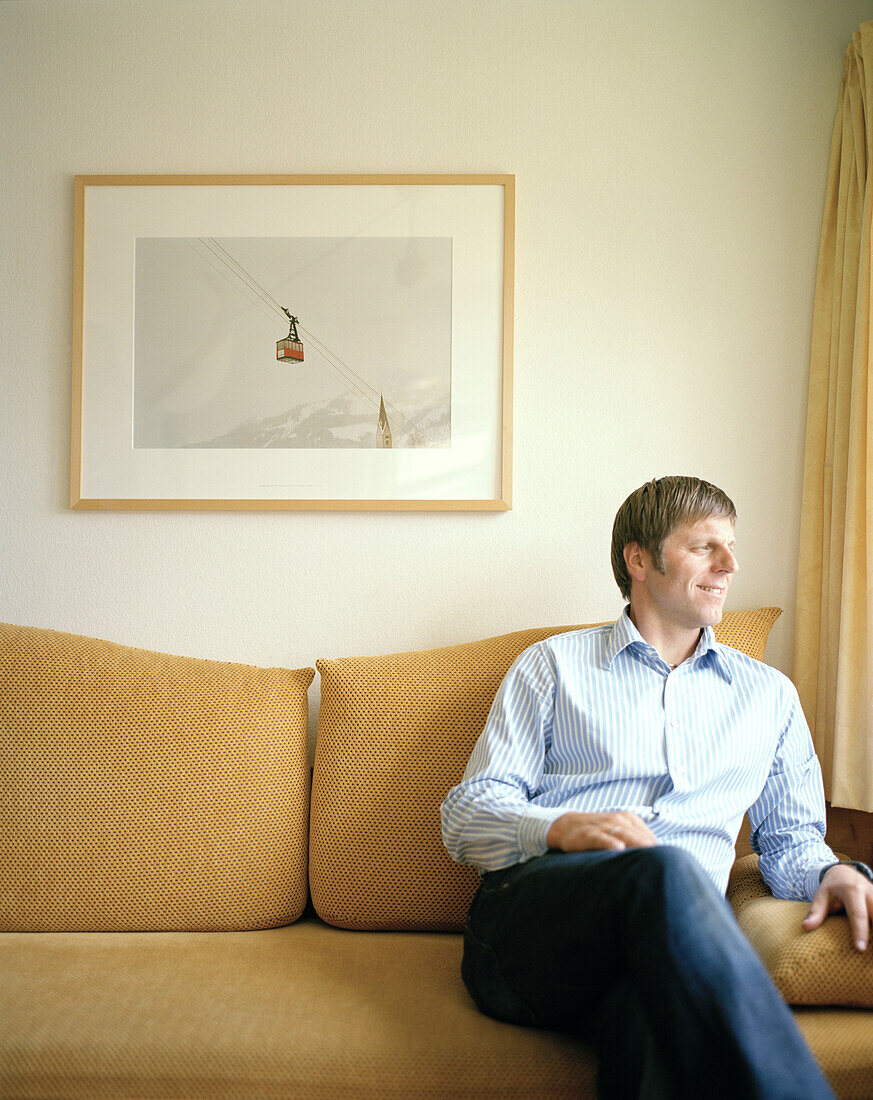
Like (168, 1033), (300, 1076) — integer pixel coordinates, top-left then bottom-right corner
(611, 476), (737, 600)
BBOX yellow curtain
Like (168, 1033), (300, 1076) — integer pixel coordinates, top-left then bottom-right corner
(794, 23), (873, 812)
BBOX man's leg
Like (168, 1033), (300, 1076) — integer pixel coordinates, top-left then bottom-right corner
(462, 846), (834, 1100)
(594, 977), (674, 1099)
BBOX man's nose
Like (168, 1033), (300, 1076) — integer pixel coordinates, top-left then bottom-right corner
(717, 548), (739, 573)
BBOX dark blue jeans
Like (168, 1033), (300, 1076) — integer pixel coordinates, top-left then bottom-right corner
(462, 846), (835, 1100)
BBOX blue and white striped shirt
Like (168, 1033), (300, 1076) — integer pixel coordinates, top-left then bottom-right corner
(441, 610), (835, 900)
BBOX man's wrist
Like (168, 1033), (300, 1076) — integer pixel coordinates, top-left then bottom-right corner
(818, 860), (873, 884)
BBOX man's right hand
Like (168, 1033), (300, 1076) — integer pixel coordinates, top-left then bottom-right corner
(546, 811), (658, 853)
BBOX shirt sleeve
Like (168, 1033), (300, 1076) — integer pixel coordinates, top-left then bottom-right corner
(746, 682), (836, 901)
(440, 643), (567, 872)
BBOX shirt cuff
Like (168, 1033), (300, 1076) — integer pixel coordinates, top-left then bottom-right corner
(806, 864), (829, 900)
(516, 808), (567, 860)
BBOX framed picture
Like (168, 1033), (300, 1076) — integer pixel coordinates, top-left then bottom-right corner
(70, 174), (514, 511)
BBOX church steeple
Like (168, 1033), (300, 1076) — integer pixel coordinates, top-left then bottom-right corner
(377, 394), (393, 448)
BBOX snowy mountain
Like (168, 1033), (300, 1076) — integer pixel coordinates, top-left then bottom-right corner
(186, 393), (450, 449)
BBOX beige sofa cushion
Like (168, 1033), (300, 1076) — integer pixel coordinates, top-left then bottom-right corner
(0, 622), (314, 932)
(3, 919), (872, 1099)
(310, 608), (782, 931)
(728, 853), (873, 1007)
(0, 918), (597, 1099)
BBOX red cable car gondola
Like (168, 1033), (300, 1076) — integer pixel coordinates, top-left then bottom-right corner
(277, 309), (304, 363)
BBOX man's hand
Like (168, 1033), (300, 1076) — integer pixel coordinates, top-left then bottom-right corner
(802, 864), (873, 952)
(546, 810), (658, 853)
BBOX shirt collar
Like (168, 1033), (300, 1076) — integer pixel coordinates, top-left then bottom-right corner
(603, 607), (733, 682)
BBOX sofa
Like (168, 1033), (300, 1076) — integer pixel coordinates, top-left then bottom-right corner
(1, 612), (872, 1099)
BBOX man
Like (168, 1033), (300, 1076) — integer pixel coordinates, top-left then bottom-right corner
(441, 476), (873, 1100)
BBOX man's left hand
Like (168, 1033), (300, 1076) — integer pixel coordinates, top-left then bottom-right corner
(802, 864), (873, 951)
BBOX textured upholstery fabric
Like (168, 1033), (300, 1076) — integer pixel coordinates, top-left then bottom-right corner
(0, 622), (314, 931)
(310, 608), (782, 931)
(795, 1010), (873, 1100)
(728, 853), (873, 1007)
(0, 918), (596, 1099)
(713, 605), (782, 660)
(3, 919), (869, 1100)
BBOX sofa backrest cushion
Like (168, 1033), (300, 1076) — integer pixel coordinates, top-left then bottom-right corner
(310, 608), (782, 931)
(0, 622), (314, 932)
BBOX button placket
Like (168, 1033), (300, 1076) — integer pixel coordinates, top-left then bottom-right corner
(662, 675), (684, 787)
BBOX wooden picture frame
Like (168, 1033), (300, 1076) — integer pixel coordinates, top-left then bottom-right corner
(71, 174), (514, 511)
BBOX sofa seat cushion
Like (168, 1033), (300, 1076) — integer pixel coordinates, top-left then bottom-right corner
(0, 918), (596, 1100)
(0, 623), (314, 932)
(311, 609), (782, 931)
(3, 917), (870, 1100)
(728, 854), (873, 1007)
(794, 1010), (873, 1100)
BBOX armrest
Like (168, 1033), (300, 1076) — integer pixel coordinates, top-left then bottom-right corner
(727, 854), (873, 1007)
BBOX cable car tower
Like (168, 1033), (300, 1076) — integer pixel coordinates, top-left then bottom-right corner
(277, 308), (304, 363)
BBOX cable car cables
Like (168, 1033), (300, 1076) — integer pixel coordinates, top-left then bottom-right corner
(189, 238), (432, 444)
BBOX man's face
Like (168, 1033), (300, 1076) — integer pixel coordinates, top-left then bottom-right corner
(638, 515), (738, 633)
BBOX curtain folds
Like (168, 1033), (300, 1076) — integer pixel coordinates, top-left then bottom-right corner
(794, 23), (873, 812)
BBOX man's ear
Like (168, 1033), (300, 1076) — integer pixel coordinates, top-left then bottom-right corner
(623, 542), (648, 584)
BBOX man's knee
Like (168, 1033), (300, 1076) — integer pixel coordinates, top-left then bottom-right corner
(618, 845), (736, 931)
(627, 844), (715, 892)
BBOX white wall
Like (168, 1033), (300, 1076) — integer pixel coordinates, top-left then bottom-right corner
(3, 0), (871, 739)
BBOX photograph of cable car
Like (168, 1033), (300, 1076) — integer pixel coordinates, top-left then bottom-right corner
(133, 235), (452, 449)
(72, 174), (512, 509)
